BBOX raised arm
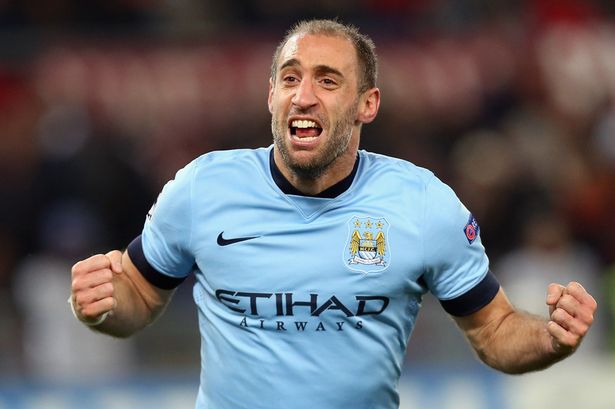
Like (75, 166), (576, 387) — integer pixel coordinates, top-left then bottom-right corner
(454, 282), (597, 374)
(70, 250), (174, 337)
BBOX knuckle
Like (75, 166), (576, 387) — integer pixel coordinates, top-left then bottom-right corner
(81, 305), (97, 318)
(554, 310), (575, 330)
(577, 323), (588, 335)
(73, 258), (97, 276)
(102, 269), (114, 281)
(557, 295), (577, 312)
(589, 298), (598, 311)
(100, 282), (114, 296)
(74, 292), (88, 307)
(553, 308), (567, 322)
(569, 317), (587, 335)
(559, 339), (573, 348)
(71, 262), (84, 276)
(105, 281), (115, 292)
(559, 333), (576, 348)
(547, 321), (561, 337)
(104, 297), (116, 310)
(582, 311), (594, 326)
(547, 283), (562, 295)
(96, 269), (110, 283)
(107, 250), (121, 260)
(572, 281), (585, 291)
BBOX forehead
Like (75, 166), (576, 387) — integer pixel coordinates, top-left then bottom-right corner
(277, 33), (358, 76)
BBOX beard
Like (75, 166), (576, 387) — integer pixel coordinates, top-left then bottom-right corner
(271, 102), (358, 180)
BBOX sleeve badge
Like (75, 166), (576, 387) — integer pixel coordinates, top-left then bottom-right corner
(463, 214), (480, 244)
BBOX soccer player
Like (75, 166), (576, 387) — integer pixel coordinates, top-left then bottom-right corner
(69, 19), (597, 409)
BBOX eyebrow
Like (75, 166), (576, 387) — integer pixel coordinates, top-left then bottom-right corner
(279, 58), (344, 79)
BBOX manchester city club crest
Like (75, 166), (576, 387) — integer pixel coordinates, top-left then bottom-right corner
(344, 216), (391, 273)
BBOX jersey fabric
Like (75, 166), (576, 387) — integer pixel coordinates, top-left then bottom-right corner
(128, 146), (498, 409)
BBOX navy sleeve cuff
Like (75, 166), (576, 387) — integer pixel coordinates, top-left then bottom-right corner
(127, 235), (187, 290)
(439, 270), (500, 317)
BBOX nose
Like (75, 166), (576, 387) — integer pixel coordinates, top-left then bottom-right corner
(291, 78), (318, 109)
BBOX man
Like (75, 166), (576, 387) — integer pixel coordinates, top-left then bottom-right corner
(70, 20), (597, 409)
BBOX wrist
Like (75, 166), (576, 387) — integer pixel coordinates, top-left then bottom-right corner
(67, 295), (110, 326)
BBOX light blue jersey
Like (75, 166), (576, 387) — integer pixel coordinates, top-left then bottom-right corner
(128, 146), (498, 409)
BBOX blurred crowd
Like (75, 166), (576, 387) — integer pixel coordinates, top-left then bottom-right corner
(1, 0), (614, 381)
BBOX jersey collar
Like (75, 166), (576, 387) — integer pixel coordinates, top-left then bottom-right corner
(269, 148), (359, 198)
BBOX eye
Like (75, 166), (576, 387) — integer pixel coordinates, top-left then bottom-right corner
(282, 75), (299, 84)
(320, 78), (338, 88)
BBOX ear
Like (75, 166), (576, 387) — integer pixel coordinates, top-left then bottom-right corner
(268, 78), (274, 114)
(357, 87), (380, 124)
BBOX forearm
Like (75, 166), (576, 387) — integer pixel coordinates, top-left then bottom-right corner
(469, 310), (567, 374)
(458, 284), (596, 375)
(92, 271), (163, 337)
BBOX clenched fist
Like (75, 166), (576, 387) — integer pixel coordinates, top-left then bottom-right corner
(546, 281), (597, 354)
(70, 250), (123, 325)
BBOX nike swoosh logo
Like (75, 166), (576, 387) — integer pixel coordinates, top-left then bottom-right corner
(217, 231), (260, 246)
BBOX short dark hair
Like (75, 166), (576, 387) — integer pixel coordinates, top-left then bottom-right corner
(270, 19), (378, 93)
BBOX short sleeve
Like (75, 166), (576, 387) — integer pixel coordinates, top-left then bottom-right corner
(128, 160), (198, 288)
(422, 176), (498, 316)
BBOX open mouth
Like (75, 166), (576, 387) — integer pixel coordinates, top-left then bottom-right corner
(289, 119), (323, 142)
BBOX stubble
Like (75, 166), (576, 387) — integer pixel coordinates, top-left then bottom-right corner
(271, 102), (358, 180)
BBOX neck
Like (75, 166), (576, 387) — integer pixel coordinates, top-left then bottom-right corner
(273, 138), (360, 196)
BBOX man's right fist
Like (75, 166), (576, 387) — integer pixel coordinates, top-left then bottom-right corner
(70, 250), (122, 325)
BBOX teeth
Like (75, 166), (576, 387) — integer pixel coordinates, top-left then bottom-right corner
(292, 135), (318, 142)
(291, 119), (318, 128)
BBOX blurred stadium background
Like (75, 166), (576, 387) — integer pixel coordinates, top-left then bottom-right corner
(1, 0), (614, 408)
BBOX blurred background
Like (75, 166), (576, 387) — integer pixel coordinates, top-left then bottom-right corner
(1, 0), (614, 408)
